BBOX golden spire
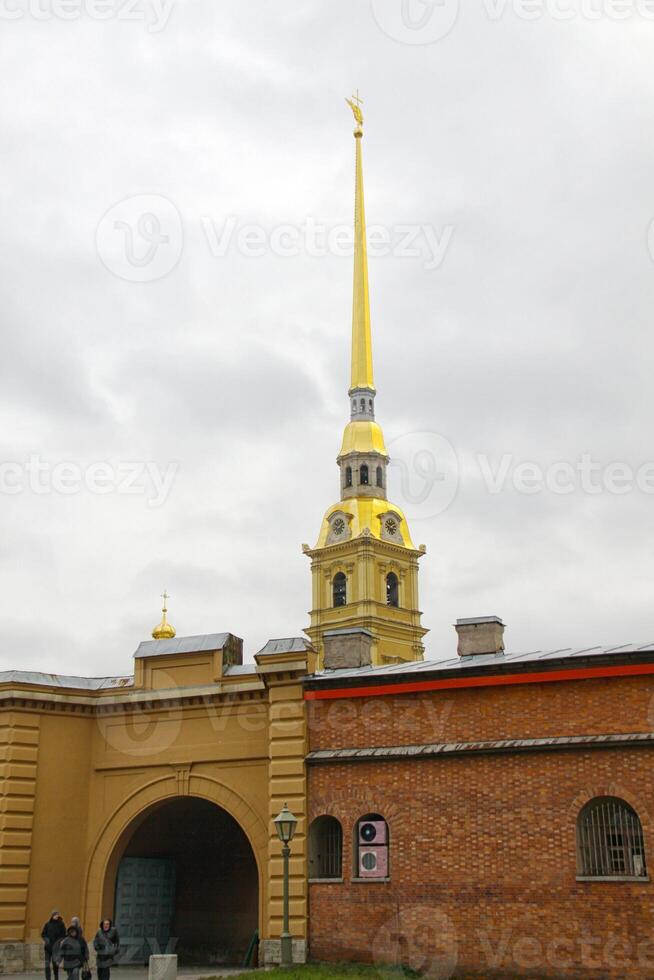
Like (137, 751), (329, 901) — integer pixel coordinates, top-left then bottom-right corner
(152, 590), (176, 640)
(347, 91), (375, 394)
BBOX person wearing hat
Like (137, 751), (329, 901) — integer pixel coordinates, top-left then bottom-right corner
(41, 911), (66, 980)
(93, 919), (120, 980)
(58, 924), (89, 980)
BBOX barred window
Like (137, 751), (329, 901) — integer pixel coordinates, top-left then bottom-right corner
(309, 816), (342, 880)
(578, 797), (647, 878)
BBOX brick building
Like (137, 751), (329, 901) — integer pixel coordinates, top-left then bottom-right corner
(305, 622), (654, 978)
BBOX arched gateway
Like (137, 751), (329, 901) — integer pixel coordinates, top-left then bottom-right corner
(96, 795), (260, 964)
(0, 633), (312, 969)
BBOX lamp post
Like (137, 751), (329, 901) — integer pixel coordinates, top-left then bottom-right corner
(273, 802), (298, 967)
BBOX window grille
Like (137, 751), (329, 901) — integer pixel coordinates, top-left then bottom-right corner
(309, 817), (342, 879)
(578, 797), (647, 878)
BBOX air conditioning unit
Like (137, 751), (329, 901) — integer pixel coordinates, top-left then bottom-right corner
(359, 845), (388, 878)
(358, 820), (387, 846)
(358, 820), (388, 878)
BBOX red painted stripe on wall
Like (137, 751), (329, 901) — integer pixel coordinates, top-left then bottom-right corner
(303, 662), (654, 701)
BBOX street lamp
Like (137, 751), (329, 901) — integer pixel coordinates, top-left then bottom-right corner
(274, 802), (298, 967)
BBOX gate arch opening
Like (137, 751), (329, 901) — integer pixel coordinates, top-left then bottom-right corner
(104, 797), (258, 967)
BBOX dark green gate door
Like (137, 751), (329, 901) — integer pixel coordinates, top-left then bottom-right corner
(114, 857), (176, 964)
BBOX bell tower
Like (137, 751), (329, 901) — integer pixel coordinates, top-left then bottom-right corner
(304, 96), (428, 669)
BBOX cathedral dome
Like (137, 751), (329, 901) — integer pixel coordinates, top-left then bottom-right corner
(315, 497), (416, 551)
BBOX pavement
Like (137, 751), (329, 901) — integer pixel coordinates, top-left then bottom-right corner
(0, 971), (260, 980)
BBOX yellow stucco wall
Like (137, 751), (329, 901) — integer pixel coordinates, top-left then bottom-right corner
(0, 637), (313, 968)
(304, 533), (427, 666)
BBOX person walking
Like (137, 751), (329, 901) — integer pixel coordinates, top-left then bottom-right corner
(93, 920), (120, 980)
(41, 911), (66, 980)
(58, 924), (89, 980)
(70, 917), (84, 938)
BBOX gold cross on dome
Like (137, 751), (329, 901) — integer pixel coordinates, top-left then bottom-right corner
(351, 89), (364, 109)
(161, 590), (170, 610)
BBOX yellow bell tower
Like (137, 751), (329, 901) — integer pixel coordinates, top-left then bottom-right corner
(304, 96), (428, 668)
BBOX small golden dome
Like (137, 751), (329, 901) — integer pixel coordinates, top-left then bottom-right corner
(152, 591), (176, 640)
(338, 421), (388, 458)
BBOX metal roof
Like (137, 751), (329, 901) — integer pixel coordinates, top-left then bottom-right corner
(0, 661), (258, 690)
(456, 616), (504, 626)
(308, 641), (654, 682)
(0, 671), (133, 691)
(133, 633), (232, 659)
(224, 663), (257, 676)
(307, 731), (654, 764)
(257, 637), (312, 656)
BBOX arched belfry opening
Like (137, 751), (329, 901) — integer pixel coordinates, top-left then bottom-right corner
(106, 797), (258, 967)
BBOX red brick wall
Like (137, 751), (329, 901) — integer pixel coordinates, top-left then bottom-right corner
(307, 675), (654, 978)
(307, 675), (654, 750)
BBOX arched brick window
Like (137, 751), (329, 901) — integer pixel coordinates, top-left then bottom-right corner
(309, 816), (342, 880)
(354, 813), (389, 880)
(333, 573), (347, 608)
(386, 572), (399, 607)
(577, 797), (647, 878)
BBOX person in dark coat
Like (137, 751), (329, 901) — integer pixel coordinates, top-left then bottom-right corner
(93, 920), (120, 980)
(58, 925), (89, 980)
(41, 911), (66, 980)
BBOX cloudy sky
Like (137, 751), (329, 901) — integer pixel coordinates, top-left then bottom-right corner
(2, 0), (654, 677)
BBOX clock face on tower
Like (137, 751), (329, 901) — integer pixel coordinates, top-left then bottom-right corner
(327, 512), (351, 544)
(384, 517), (398, 537)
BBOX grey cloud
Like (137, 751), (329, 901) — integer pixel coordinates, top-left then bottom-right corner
(1, 1), (653, 675)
